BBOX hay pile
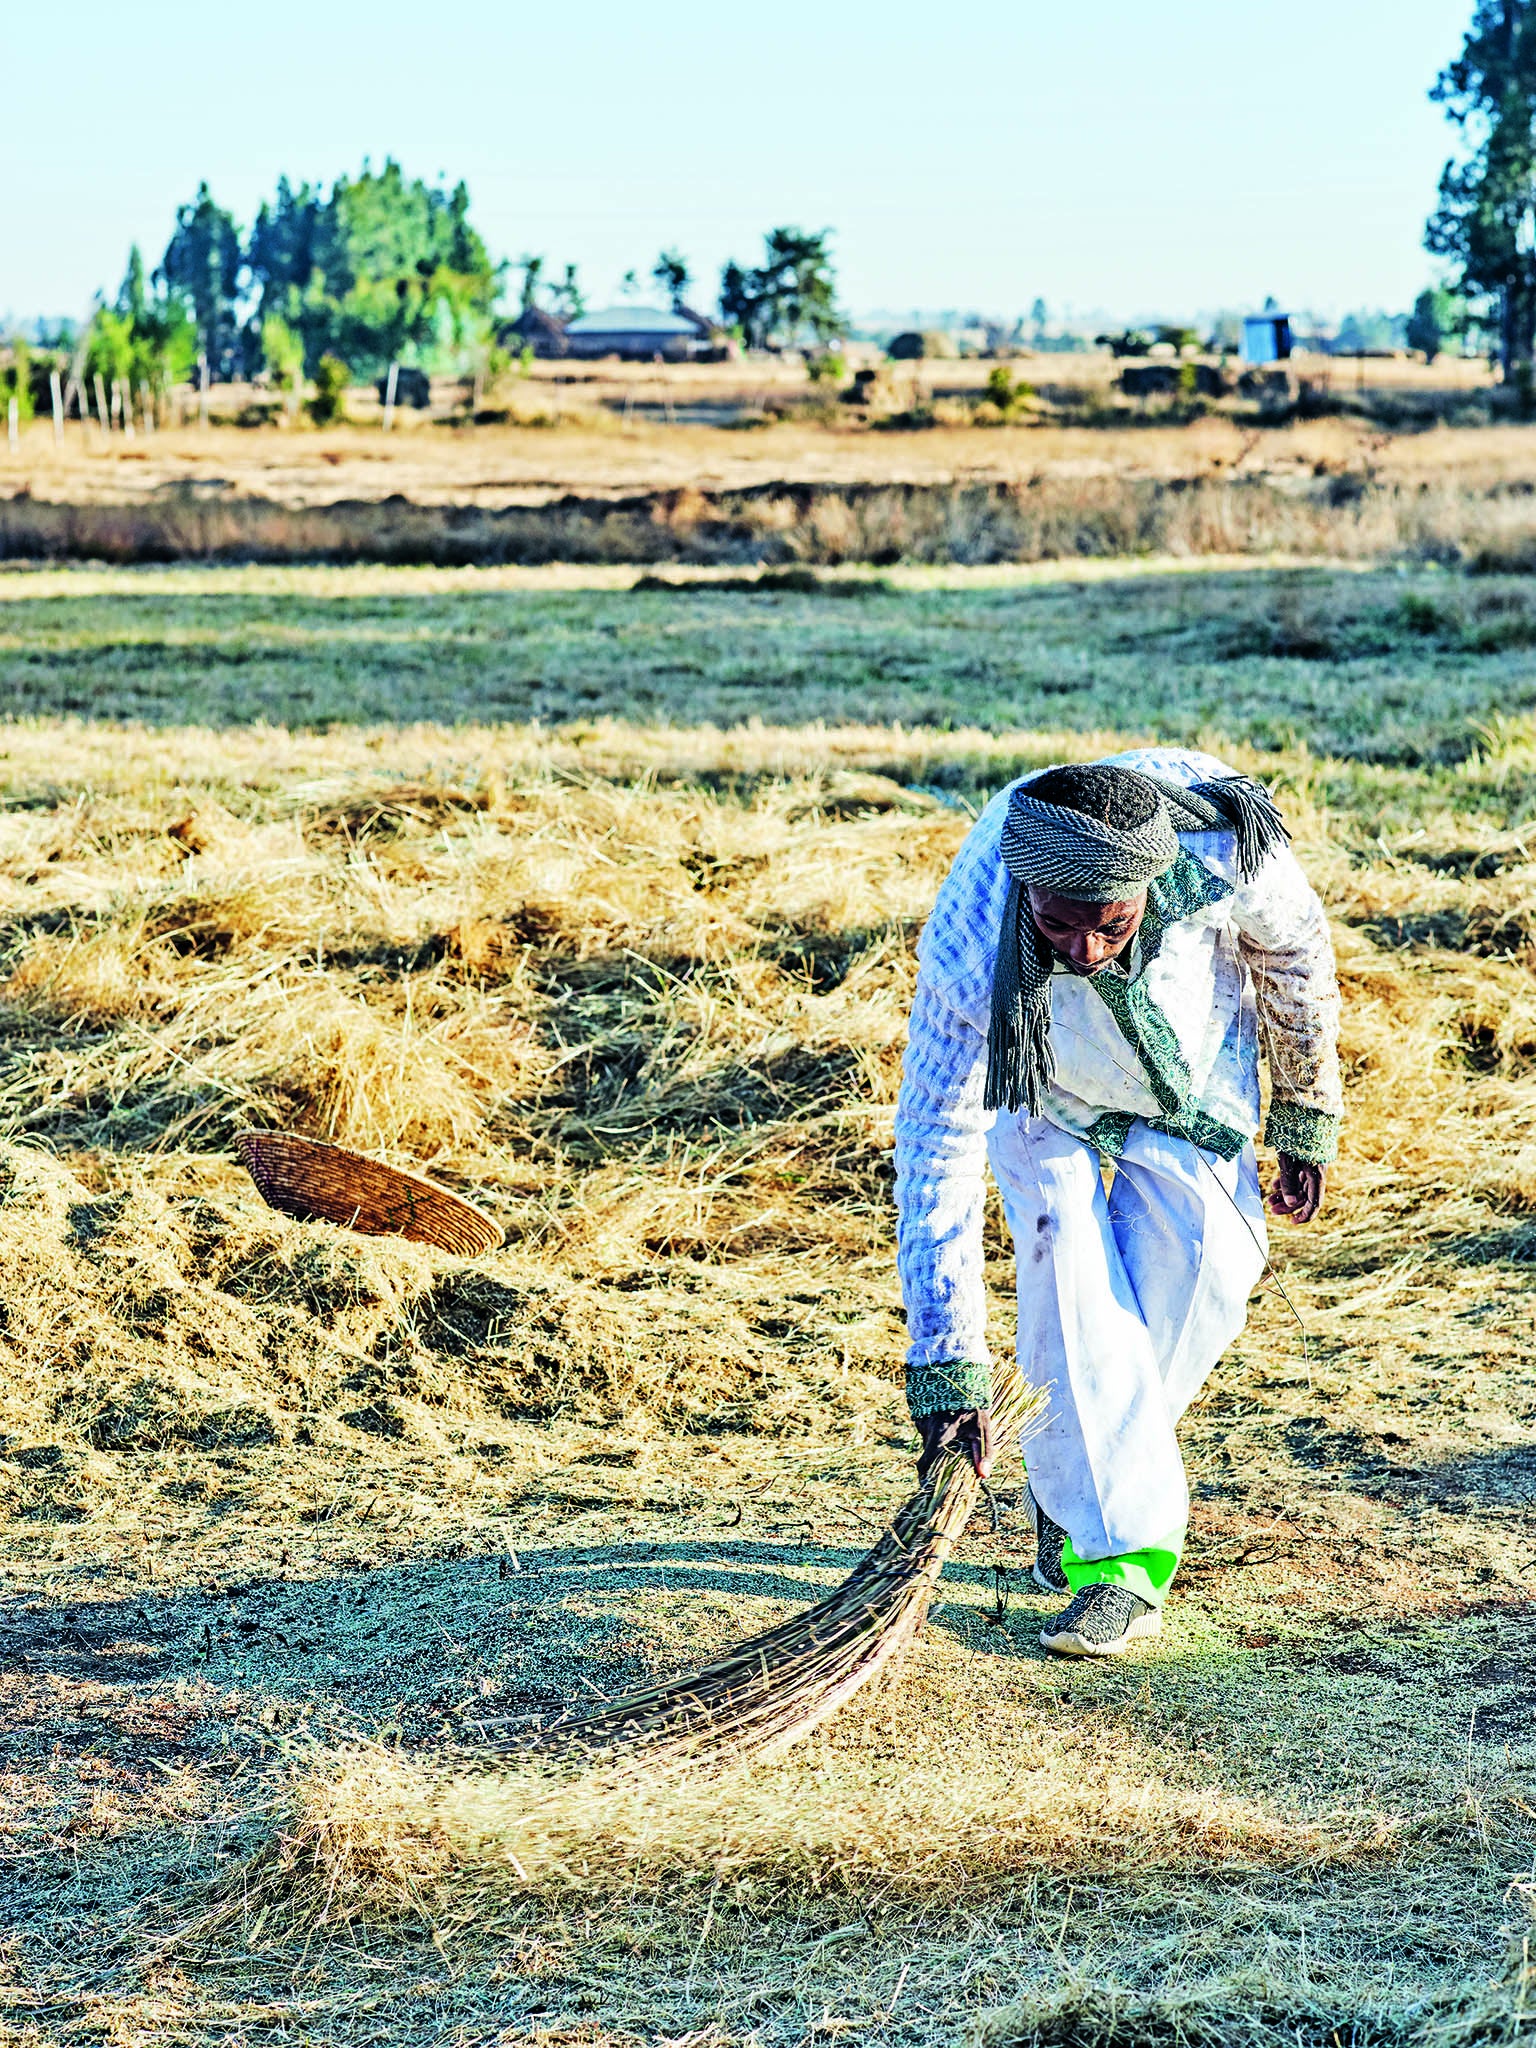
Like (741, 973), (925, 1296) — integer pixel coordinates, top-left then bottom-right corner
(15, 471), (1536, 570)
(0, 1142), (872, 1470)
(0, 719), (1534, 1471)
(0, 758), (963, 1462)
(183, 1728), (1388, 1952)
(969, 1961), (1536, 2048)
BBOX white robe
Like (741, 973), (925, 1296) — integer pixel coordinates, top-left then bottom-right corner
(894, 746), (1341, 1561)
(989, 1114), (1266, 1558)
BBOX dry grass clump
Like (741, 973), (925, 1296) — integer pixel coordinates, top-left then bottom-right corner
(968, 1959), (1536, 2048)
(0, 764), (963, 1450)
(191, 1731), (1388, 1949)
(17, 471), (1536, 568)
(0, 1140), (845, 1460)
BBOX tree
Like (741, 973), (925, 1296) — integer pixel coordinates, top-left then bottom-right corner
(308, 354), (350, 426)
(652, 248), (690, 309)
(716, 228), (841, 350)
(550, 264), (584, 320)
(1094, 328), (1154, 357)
(520, 257), (583, 318)
(1426, 1), (1536, 371)
(718, 260), (753, 342)
(1408, 285), (1465, 359)
(1334, 308), (1405, 353)
(85, 246), (197, 412)
(158, 183), (243, 377)
(245, 161), (499, 380)
(1030, 296), (1049, 337)
(517, 254), (546, 313)
(248, 177), (322, 343)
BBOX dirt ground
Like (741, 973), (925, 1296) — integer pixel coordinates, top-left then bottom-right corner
(0, 563), (1530, 2045)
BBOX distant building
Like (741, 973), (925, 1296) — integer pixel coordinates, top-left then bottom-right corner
(561, 305), (725, 362)
(504, 307), (572, 358)
(1241, 314), (1293, 365)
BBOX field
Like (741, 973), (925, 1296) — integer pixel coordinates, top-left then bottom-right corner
(0, 555), (1532, 2047)
(20, 399), (1536, 574)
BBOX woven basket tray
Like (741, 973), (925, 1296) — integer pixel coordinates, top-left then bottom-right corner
(235, 1130), (504, 1256)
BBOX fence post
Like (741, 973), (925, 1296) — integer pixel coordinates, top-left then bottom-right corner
(383, 361), (399, 432)
(50, 370), (63, 445)
(198, 355), (210, 429)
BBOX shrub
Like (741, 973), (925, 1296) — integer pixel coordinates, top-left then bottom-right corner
(261, 316), (304, 412)
(980, 364), (1034, 418)
(309, 355), (351, 427)
(1398, 591), (1449, 636)
(1, 338), (35, 425)
(806, 351), (847, 386)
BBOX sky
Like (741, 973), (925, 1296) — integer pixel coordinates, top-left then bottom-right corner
(3, 0), (1479, 328)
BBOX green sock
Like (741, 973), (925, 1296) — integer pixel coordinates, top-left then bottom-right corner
(1061, 1529), (1184, 1608)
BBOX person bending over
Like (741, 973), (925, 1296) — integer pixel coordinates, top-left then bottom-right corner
(894, 748), (1340, 1657)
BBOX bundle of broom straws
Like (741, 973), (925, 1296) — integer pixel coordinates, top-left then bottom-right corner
(483, 1359), (1042, 1767)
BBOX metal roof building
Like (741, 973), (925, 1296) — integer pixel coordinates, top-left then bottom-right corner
(562, 305), (722, 361)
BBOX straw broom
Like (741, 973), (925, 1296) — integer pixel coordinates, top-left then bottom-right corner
(159, 1365), (1042, 1958)
(480, 1358), (1041, 1768)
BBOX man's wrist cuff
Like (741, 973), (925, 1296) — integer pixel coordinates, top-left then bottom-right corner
(906, 1360), (993, 1420)
(1264, 1100), (1340, 1166)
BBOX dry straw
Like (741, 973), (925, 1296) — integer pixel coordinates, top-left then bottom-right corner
(477, 1356), (1041, 1767)
(968, 1960), (1536, 2048)
(235, 1129), (505, 1256)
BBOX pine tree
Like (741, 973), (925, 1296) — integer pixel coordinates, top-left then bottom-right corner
(716, 230), (841, 351)
(158, 184), (244, 377)
(652, 249), (691, 310)
(243, 162), (498, 379)
(1427, 1), (1536, 371)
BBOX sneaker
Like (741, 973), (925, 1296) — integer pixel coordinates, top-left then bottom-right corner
(1039, 1583), (1162, 1658)
(1024, 1482), (1069, 1595)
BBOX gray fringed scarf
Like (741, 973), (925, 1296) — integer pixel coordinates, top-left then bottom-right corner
(983, 768), (1290, 1115)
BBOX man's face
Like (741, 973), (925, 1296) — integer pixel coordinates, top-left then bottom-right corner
(1026, 886), (1147, 975)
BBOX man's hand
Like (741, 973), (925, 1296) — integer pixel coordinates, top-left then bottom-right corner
(915, 1408), (994, 1482)
(1268, 1151), (1326, 1225)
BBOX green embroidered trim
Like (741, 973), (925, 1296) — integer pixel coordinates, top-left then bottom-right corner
(1264, 1100), (1341, 1165)
(906, 1360), (992, 1419)
(1087, 1111), (1137, 1158)
(1146, 1110), (1247, 1160)
(1090, 1107), (1245, 1161)
(1150, 851), (1233, 925)
(1140, 852), (1233, 969)
(1086, 939), (1248, 1161)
